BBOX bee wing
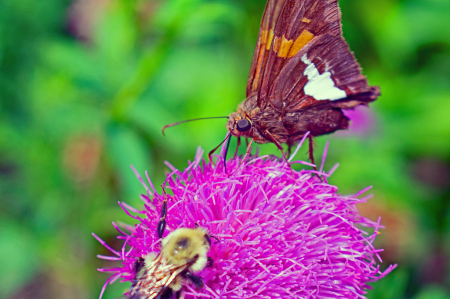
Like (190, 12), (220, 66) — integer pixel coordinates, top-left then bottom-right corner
(127, 254), (188, 299)
(246, 0), (342, 109)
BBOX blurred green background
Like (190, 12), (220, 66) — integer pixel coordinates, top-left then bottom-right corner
(1, 0), (450, 298)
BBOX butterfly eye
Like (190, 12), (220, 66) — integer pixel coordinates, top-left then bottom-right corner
(236, 119), (251, 132)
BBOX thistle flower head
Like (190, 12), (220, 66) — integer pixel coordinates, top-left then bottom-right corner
(95, 138), (396, 299)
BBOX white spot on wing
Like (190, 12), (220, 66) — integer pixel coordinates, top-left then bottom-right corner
(301, 54), (347, 101)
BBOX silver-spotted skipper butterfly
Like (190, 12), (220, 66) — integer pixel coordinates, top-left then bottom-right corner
(165, 0), (379, 167)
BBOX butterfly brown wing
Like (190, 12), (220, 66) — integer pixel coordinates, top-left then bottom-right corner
(269, 33), (380, 112)
(127, 254), (187, 299)
(246, 0), (285, 99)
(246, 0), (342, 109)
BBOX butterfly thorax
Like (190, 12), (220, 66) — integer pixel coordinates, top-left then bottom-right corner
(228, 93), (301, 144)
(227, 93), (351, 145)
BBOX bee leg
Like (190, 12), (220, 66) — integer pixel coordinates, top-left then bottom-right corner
(158, 288), (174, 299)
(205, 233), (220, 247)
(134, 256), (145, 273)
(176, 290), (185, 299)
(207, 256), (214, 267)
(183, 272), (204, 289)
(130, 256), (145, 288)
(157, 186), (168, 239)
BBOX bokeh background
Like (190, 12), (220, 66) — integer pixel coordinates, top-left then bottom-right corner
(1, 0), (450, 298)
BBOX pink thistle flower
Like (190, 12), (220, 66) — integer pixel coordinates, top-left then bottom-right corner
(95, 137), (396, 299)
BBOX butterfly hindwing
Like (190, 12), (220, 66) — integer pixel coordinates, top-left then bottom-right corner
(269, 34), (380, 111)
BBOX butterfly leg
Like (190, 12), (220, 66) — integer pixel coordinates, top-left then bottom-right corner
(308, 134), (317, 171)
(231, 138), (254, 175)
(209, 132), (232, 166)
(157, 186), (168, 239)
(263, 130), (296, 179)
(287, 141), (294, 159)
(263, 130), (289, 163)
(234, 136), (241, 158)
(223, 134), (232, 175)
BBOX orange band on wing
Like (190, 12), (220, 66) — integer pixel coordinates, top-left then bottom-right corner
(278, 35), (294, 58)
(266, 29), (274, 51)
(287, 29), (314, 57)
(301, 17), (311, 23)
(269, 30), (315, 58)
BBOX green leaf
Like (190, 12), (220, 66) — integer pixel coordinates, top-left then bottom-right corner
(0, 219), (39, 298)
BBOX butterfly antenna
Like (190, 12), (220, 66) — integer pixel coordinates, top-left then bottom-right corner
(208, 132), (232, 166)
(162, 117), (229, 136)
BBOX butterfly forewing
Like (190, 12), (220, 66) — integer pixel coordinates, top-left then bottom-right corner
(247, 0), (286, 99)
(247, 0), (343, 108)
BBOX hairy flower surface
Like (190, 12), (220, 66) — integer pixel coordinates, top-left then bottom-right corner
(95, 140), (396, 299)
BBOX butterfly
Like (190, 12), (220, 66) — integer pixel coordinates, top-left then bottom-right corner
(225, 0), (379, 165)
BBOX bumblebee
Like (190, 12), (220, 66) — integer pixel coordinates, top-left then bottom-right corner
(127, 188), (213, 299)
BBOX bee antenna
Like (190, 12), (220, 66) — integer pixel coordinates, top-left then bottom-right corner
(162, 117), (229, 136)
(157, 186), (168, 239)
(210, 235), (220, 244)
(157, 170), (179, 239)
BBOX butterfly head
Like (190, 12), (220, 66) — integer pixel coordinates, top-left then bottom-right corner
(226, 110), (254, 139)
(226, 94), (267, 141)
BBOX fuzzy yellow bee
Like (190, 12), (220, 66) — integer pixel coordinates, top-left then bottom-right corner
(127, 189), (213, 299)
